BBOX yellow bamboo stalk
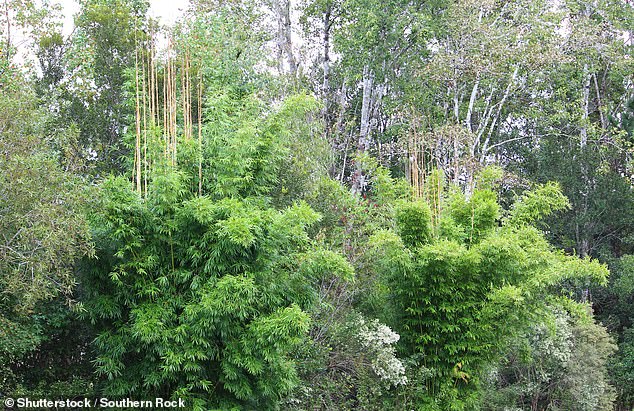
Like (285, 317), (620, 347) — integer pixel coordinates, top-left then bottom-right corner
(134, 39), (142, 194)
(163, 52), (168, 158)
(187, 49), (192, 140)
(181, 52), (187, 140)
(153, 36), (158, 125)
(198, 67), (203, 196)
(142, 49), (148, 198)
(166, 45), (171, 162)
(148, 36), (154, 125)
(169, 39), (176, 164)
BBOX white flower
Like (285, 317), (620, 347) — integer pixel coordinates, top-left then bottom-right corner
(357, 318), (408, 386)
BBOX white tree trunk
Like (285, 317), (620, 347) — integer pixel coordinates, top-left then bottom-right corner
(359, 65), (374, 152)
(466, 77), (479, 134)
(480, 66), (518, 163)
(352, 66), (374, 195)
(272, 0), (296, 76)
(580, 63), (590, 148)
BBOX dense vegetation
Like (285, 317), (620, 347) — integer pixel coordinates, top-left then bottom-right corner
(1, 0), (633, 409)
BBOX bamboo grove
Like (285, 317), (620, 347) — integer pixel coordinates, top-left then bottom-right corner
(1, 0), (633, 410)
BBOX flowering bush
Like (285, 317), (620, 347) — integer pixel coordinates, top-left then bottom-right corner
(357, 318), (408, 386)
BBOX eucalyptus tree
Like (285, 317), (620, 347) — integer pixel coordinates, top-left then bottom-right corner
(514, 0), (634, 259)
(299, 0), (440, 190)
(1, 0), (62, 65)
(396, 0), (573, 189)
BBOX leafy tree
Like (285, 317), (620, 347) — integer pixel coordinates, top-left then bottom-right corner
(482, 306), (617, 411)
(45, 0), (149, 175)
(612, 327), (634, 410)
(0, 65), (92, 395)
(591, 255), (634, 410)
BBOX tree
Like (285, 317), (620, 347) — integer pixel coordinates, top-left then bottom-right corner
(482, 306), (617, 411)
(0, 63), (92, 396)
(592, 255), (634, 410)
(46, 0), (149, 176)
(299, 0), (439, 190)
(612, 327), (634, 410)
(500, 0), (634, 258)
